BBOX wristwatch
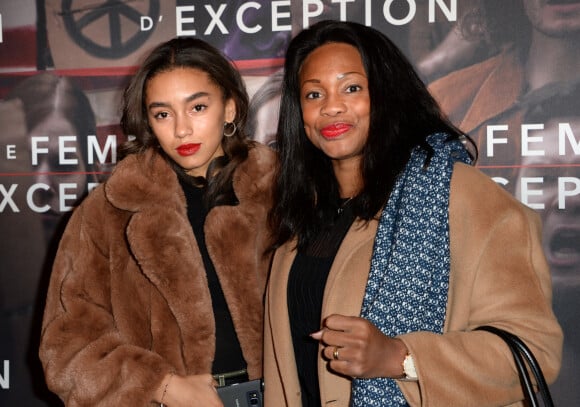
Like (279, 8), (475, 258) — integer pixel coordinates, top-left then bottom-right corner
(401, 353), (418, 381)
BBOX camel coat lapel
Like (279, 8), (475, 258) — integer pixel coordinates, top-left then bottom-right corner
(264, 217), (378, 406)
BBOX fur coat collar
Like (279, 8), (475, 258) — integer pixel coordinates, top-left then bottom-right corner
(104, 145), (275, 377)
(40, 144), (276, 406)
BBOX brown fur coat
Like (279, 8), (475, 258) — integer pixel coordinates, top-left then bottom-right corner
(39, 144), (276, 406)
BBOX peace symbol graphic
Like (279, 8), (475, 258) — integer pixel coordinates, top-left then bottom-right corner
(61, 0), (161, 59)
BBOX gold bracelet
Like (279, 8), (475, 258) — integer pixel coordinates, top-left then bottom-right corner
(160, 372), (174, 407)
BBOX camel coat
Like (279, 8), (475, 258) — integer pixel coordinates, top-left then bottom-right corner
(40, 144), (276, 406)
(264, 163), (562, 406)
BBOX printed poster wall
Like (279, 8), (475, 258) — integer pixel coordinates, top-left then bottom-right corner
(0, 1), (578, 405)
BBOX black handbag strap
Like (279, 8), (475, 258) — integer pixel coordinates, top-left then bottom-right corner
(475, 325), (554, 407)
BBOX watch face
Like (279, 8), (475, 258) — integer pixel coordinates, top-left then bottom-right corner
(403, 354), (418, 379)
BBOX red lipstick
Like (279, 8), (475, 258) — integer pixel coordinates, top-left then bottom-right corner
(177, 143), (201, 156)
(321, 123), (352, 138)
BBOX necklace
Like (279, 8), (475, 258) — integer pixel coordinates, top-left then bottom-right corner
(337, 197), (353, 214)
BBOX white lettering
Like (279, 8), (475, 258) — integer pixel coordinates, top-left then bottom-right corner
(31, 136), (49, 166)
(481, 122), (580, 157)
(384, 0), (416, 25)
(486, 125), (509, 157)
(516, 177), (580, 210)
(140, 16), (154, 31)
(176, 6), (196, 36)
(205, 4), (228, 35)
(88, 182), (99, 193)
(429, 0), (457, 23)
(303, 0), (324, 28)
(560, 123), (580, 155)
(272, 1), (291, 31)
(59, 136), (79, 165)
(237, 2), (261, 34)
(487, 124), (508, 157)
(333, 0), (355, 21)
(88, 135), (117, 165)
(27, 183), (50, 213)
(0, 184), (19, 212)
(521, 124), (545, 156)
(0, 360), (8, 389)
(493, 177), (509, 186)
(29, 135), (115, 166)
(519, 177), (544, 209)
(6, 144), (16, 159)
(364, 0), (372, 25)
(2, 183), (98, 213)
(173, 0), (460, 36)
(559, 177), (580, 209)
(59, 183), (77, 211)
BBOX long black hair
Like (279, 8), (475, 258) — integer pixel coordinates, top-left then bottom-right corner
(270, 20), (475, 249)
(119, 37), (253, 207)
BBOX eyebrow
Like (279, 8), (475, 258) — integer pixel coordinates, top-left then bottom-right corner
(336, 71), (363, 79)
(302, 71), (365, 85)
(147, 91), (210, 109)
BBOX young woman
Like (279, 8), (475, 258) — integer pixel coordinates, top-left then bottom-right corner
(39, 38), (276, 406)
(264, 20), (562, 406)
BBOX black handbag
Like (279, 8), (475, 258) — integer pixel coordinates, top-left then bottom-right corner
(476, 325), (554, 407)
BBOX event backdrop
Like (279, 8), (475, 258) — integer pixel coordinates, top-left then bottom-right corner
(1, 1), (578, 406)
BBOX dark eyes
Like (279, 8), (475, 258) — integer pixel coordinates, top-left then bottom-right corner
(305, 91), (321, 100)
(152, 104), (207, 119)
(346, 85), (362, 93)
(304, 84), (363, 100)
(153, 111), (169, 119)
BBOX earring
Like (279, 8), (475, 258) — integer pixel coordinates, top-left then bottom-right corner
(223, 121), (237, 137)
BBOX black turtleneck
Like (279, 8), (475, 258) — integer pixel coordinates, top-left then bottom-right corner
(178, 177), (245, 375)
(287, 201), (356, 407)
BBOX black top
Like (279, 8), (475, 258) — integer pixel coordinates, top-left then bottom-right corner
(287, 201), (356, 407)
(179, 177), (245, 375)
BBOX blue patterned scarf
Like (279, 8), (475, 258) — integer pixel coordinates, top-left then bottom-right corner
(350, 133), (472, 406)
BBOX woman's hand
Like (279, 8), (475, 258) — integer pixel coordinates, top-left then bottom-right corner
(156, 373), (223, 407)
(311, 314), (408, 379)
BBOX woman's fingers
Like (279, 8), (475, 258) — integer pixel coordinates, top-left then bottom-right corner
(312, 314), (407, 379)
